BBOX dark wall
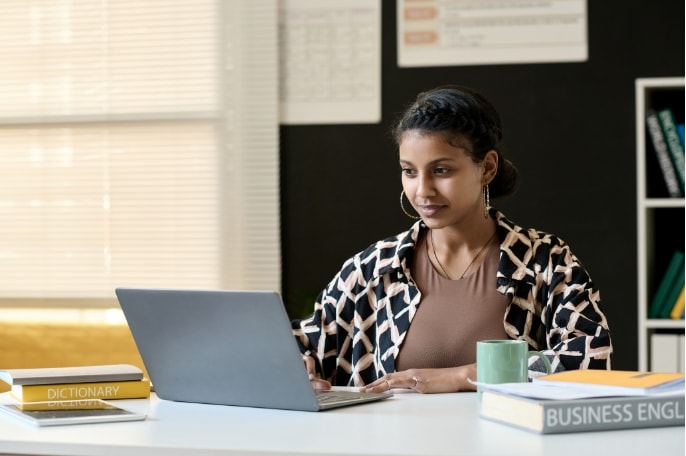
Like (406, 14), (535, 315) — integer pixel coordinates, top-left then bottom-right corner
(280, 1), (685, 371)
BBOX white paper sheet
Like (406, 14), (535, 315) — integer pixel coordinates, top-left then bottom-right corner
(398, 0), (588, 67)
(279, 0), (381, 125)
(474, 381), (686, 400)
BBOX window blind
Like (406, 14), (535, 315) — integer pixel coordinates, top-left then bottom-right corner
(0, 0), (280, 303)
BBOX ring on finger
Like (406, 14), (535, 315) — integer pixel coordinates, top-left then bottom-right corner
(411, 376), (419, 389)
(384, 379), (391, 391)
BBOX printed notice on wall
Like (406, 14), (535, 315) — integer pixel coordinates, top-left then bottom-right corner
(279, 0), (381, 125)
(397, 0), (587, 67)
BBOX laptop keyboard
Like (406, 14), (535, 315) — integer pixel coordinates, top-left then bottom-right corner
(316, 391), (365, 404)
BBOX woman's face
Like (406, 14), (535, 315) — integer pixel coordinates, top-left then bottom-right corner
(399, 130), (495, 229)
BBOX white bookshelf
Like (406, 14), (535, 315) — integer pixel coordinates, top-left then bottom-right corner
(636, 77), (685, 372)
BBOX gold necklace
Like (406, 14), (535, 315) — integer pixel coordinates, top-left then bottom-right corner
(429, 230), (496, 280)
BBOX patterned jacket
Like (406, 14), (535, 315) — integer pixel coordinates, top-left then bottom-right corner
(292, 210), (613, 387)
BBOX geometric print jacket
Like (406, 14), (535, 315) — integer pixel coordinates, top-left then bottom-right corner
(292, 209), (613, 387)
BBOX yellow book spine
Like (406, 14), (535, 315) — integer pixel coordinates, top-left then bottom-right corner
(669, 286), (685, 319)
(11, 378), (151, 402)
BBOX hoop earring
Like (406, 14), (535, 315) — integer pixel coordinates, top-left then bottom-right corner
(400, 190), (420, 220)
(483, 184), (490, 219)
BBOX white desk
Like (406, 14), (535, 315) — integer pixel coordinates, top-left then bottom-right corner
(0, 390), (683, 456)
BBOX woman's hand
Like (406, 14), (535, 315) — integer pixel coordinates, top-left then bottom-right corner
(360, 364), (477, 394)
(303, 355), (332, 391)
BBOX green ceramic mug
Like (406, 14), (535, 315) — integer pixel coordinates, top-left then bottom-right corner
(476, 339), (552, 399)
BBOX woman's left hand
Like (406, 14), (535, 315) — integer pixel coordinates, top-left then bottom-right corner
(360, 364), (477, 394)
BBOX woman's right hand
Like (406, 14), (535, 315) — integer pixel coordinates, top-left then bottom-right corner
(304, 355), (331, 391)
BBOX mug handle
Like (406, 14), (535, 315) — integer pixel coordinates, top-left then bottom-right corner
(527, 351), (553, 375)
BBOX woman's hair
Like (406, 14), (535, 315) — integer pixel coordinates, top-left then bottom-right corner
(392, 85), (519, 198)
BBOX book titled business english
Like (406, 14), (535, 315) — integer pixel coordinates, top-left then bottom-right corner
(480, 390), (684, 434)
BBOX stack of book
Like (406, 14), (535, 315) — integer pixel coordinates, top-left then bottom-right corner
(0, 364), (151, 403)
(478, 369), (685, 434)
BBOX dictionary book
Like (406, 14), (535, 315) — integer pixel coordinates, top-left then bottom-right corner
(480, 390), (685, 434)
(9, 378), (151, 402)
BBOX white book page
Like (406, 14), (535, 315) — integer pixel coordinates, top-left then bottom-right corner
(474, 381), (686, 400)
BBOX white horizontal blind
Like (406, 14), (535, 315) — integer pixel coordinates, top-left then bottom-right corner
(0, 1), (218, 119)
(220, 1), (281, 290)
(0, 0), (280, 301)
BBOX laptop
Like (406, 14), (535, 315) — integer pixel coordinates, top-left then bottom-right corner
(115, 287), (392, 411)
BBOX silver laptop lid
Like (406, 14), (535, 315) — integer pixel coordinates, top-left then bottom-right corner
(115, 288), (322, 411)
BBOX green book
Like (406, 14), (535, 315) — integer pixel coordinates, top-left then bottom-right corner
(660, 262), (686, 318)
(649, 251), (686, 319)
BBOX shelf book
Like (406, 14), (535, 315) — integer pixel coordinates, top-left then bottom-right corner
(648, 250), (685, 319)
(663, 269), (686, 319)
(646, 108), (683, 197)
(670, 286), (685, 319)
(657, 108), (686, 191)
(0, 364), (150, 402)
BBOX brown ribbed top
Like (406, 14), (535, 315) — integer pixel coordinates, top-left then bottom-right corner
(395, 232), (510, 370)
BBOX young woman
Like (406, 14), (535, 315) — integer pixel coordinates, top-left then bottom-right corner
(292, 85), (613, 394)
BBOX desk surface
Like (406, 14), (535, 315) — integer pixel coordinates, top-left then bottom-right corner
(0, 390), (684, 456)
